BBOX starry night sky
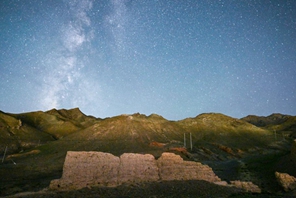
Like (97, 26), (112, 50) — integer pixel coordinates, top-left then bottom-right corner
(0, 0), (295, 120)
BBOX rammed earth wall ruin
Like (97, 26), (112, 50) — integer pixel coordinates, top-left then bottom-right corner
(49, 151), (261, 193)
(49, 151), (221, 190)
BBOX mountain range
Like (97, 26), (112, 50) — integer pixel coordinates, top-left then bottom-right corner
(0, 108), (296, 196)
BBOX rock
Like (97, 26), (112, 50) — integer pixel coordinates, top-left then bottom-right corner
(16, 119), (22, 129)
(230, 181), (261, 193)
(214, 181), (229, 186)
(157, 152), (221, 183)
(118, 153), (159, 184)
(275, 172), (296, 192)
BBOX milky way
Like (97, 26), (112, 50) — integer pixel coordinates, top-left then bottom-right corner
(0, 0), (295, 120)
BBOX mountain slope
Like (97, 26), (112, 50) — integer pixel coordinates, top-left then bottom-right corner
(36, 112), (275, 160)
(178, 113), (273, 149)
(241, 113), (292, 127)
(242, 114), (296, 139)
(60, 113), (184, 155)
(1, 110), (287, 156)
(9, 108), (98, 139)
(0, 108), (98, 153)
(46, 108), (98, 128)
(0, 111), (55, 153)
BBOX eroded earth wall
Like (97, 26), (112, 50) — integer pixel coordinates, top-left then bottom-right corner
(157, 152), (221, 182)
(49, 151), (262, 193)
(118, 153), (159, 184)
(50, 151), (120, 190)
(50, 151), (221, 190)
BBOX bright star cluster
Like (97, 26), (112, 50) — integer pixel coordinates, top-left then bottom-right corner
(0, 0), (295, 120)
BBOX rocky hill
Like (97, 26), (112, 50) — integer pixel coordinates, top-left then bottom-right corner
(241, 113), (291, 127)
(0, 111), (55, 153)
(242, 113), (296, 139)
(0, 108), (98, 153)
(179, 113), (272, 149)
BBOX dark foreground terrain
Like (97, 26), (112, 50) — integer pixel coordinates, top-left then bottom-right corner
(5, 180), (292, 198)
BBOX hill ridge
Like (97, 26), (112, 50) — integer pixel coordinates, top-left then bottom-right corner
(1, 108), (295, 155)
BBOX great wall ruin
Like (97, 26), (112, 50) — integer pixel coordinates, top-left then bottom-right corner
(49, 151), (261, 193)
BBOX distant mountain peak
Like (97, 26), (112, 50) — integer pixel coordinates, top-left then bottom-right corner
(241, 113), (291, 127)
(67, 107), (83, 112)
(46, 108), (59, 114)
(187, 112), (236, 121)
(148, 113), (165, 119)
(46, 107), (87, 119)
(148, 113), (159, 116)
(64, 107), (85, 116)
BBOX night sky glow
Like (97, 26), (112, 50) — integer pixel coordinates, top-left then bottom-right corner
(0, 0), (295, 120)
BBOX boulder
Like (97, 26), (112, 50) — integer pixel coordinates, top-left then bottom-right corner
(230, 180), (261, 193)
(275, 172), (296, 192)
